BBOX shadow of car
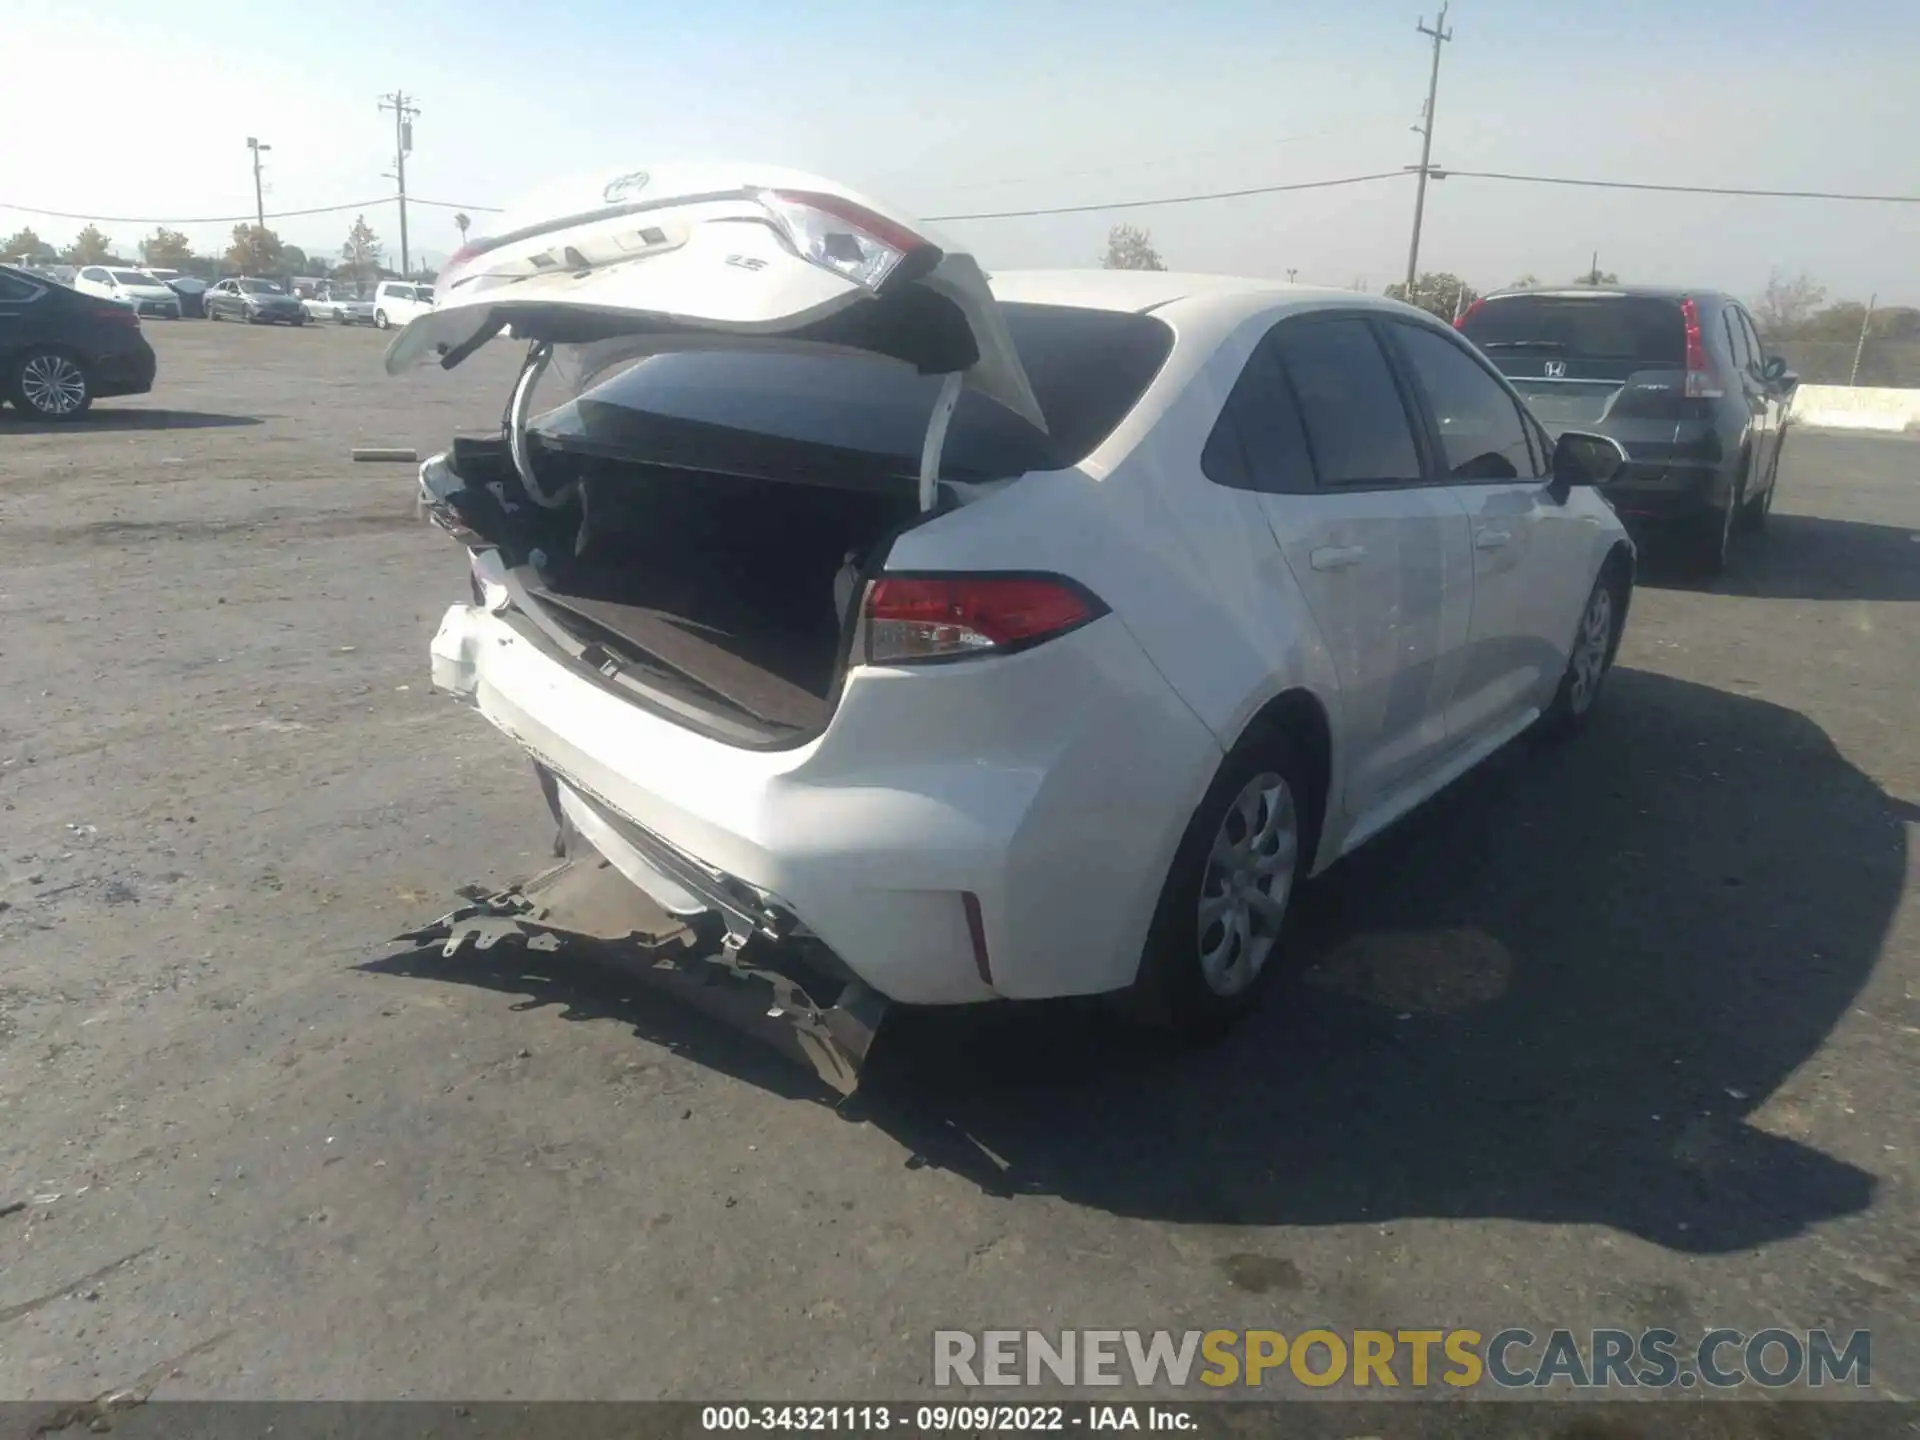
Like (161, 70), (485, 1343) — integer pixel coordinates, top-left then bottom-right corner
(371, 667), (1900, 1256)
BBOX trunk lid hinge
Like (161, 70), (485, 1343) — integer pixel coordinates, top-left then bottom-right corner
(918, 370), (964, 513)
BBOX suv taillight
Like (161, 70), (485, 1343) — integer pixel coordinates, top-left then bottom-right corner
(1681, 297), (1724, 399)
(862, 575), (1105, 665)
(1454, 297), (1485, 331)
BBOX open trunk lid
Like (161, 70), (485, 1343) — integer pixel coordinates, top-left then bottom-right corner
(383, 162), (1044, 432)
(1460, 290), (1703, 438)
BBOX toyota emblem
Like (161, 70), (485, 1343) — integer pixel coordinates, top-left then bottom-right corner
(603, 170), (651, 204)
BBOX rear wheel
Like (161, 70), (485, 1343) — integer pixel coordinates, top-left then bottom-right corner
(1540, 565), (1625, 739)
(11, 349), (92, 419)
(9, 351), (91, 420)
(1125, 731), (1312, 1038)
(1681, 461), (1744, 577)
(374, 310), (390, 330)
(1737, 449), (1777, 533)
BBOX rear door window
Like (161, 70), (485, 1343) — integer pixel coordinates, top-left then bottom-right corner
(1389, 322), (1541, 481)
(1201, 340), (1317, 494)
(535, 303), (1175, 482)
(1722, 305), (1752, 372)
(1735, 308), (1767, 375)
(1268, 318), (1424, 488)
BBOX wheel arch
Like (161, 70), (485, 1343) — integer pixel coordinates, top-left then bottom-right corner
(1598, 538), (1635, 662)
(1221, 685), (1336, 879)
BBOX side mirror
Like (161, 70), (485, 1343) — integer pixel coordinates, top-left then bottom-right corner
(1552, 430), (1628, 489)
(1762, 355), (1788, 384)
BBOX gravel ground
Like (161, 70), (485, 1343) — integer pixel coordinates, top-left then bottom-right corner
(0, 321), (1915, 1408)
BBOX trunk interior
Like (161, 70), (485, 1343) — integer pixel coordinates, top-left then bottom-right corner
(490, 449), (921, 738)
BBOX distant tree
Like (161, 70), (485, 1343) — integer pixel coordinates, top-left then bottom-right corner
(62, 225), (115, 265)
(1101, 224), (1166, 271)
(1755, 269), (1827, 336)
(453, 212), (472, 245)
(225, 224), (285, 275)
(139, 228), (195, 269)
(2, 227), (59, 264)
(1386, 271), (1478, 321)
(280, 243), (310, 276)
(1572, 269), (1619, 285)
(342, 214), (383, 285)
(1510, 272), (1541, 288)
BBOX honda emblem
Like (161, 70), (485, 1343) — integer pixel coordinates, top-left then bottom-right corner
(1544, 360), (1567, 378)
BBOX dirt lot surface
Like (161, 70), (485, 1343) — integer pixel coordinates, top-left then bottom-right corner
(1, 321), (1916, 1406)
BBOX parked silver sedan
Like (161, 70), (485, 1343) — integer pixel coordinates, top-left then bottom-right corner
(302, 286), (376, 326)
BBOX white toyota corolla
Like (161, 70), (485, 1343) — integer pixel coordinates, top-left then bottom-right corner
(391, 164), (1633, 1084)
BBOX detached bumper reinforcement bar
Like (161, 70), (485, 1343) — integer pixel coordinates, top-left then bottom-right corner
(393, 858), (888, 1095)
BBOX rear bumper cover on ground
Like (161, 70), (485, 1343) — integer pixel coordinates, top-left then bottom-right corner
(429, 599), (1221, 1007)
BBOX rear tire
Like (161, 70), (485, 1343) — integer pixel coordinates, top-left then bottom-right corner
(374, 310), (390, 330)
(1681, 462), (1743, 577)
(1737, 452), (1775, 533)
(1124, 730), (1314, 1039)
(10, 348), (92, 419)
(1539, 564), (1626, 739)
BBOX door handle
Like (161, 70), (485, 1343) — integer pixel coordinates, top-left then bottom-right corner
(1309, 544), (1367, 572)
(1474, 529), (1512, 550)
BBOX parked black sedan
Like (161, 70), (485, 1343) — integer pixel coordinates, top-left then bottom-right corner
(0, 263), (157, 419)
(1458, 285), (1798, 575)
(166, 275), (212, 318)
(204, 278), (307, 325)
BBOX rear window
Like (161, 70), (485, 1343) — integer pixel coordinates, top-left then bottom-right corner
(110, 270), (155, 286)
(1462, 295), (1684, 365)
(531, 303), (1175, 481)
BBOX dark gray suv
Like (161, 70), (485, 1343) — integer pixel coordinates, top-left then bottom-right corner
(1458, 286), (1798, 575)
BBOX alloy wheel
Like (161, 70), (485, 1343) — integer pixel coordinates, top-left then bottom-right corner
(1196, 771), (1297, 997)
(1568, 584), (1614, 716)
(19, 353), (87, 416)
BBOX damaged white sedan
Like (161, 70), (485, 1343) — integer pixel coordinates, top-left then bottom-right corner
(392, 163), (1634, 1089)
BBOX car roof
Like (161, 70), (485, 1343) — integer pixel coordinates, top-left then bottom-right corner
(985, 269), (1426, 350)
(1477, 284), (1731, 304)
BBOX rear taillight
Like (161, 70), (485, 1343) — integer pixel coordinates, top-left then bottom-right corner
(1454, 297), (1485, 332)
(862, 575), (1104, 665)
(1681, 297), (1724, 399)
(758, 189), (937, 292)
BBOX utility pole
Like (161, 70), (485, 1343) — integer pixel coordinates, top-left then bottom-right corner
(378, 91), (420, 276)
(1850, 293), (1877, 386)
(246, 136), (271, 232)
(1403, 3), (1452, 295)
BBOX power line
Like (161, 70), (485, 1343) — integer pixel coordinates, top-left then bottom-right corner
(923, 171), (1408, 222)
(6, 168), (1916, 233)
(0, 198), (397, 224)
(1444, 170), (1920, 204)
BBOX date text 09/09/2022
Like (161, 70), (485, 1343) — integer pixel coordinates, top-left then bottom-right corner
(701, 1405), (1196, 1431)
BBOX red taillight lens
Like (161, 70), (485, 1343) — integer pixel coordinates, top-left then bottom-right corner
(759, 189), (937, 292)
(1454, 297), (1485, 332)
(1680, 297), (1724, 399)
(863, 575), (1103, 664)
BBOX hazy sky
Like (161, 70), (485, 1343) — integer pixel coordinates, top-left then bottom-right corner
(5, 0), (1917, 304)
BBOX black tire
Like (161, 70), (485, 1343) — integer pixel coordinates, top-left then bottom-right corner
(1539, 563), (1627, 739)
(1680, 463), (1743, 577)
(9, 348), (92, 419)
(1737, 446), (1777, 533)
(1124, 729), (1315, 1039)
(374, 310), (390, 330)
